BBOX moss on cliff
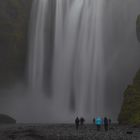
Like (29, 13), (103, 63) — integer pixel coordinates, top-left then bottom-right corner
(118, 70), (140, 125)
(0, 0), (32, 87)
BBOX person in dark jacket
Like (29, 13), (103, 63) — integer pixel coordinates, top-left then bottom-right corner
(93, 118), (95, 124)
(104, 117), (109, 131)
(75, 117), (80, 130)
(109, 118), (111, 125)
(108, 118), (111, 129)
(80, 117), (85, 126)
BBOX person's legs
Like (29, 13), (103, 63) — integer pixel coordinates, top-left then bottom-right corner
(76, 124), (79, 130)
(104, 125), (108, 131)
(97, 125), (100, 131)
(99, 125), (101, 131)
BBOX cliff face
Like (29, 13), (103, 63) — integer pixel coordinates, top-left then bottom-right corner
(118, 70), (140, 125)
(0, 0), (32, 87)
(118, 15), (140, 125)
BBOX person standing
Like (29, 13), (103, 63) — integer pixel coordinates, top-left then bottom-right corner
(75, 117), (80, 130)
(95, 117), (102, 131)
(104, 117), (109, 131)
(80, 117), (85, 126)
(93, 118), (95, 124)
(109, 118), (111, 125)
(108, 118), (111, 129)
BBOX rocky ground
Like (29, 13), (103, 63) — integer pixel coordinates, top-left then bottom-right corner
(0, 124), (139, 140)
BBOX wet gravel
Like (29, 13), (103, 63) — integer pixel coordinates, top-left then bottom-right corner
(0, 124), (139, 140)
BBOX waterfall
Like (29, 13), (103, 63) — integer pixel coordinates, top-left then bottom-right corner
(28, 0), (48, 92)
(53, 0), (105, 117)
(0, 0), (140, 124)
(28, 0), (105, 120)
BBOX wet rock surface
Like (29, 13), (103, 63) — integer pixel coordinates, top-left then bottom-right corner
(0, 124), (139, 140)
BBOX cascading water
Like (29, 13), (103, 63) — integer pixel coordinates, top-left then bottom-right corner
(28, 0), (48, 92)
(29, 0), (105, 120)
(27, 0), (140, 122)
(52, 0), (105, 118)
(0, 0), (140, 124)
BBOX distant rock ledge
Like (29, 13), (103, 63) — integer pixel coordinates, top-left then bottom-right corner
(0, 114), (16, 124)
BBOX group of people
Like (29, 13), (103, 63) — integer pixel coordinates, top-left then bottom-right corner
(75, 117), (111, 131)
(94, 117), (111, 131)
(75, 117), (85, 130)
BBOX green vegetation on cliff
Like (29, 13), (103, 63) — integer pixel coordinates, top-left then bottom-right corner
(0, 0), (32, 87)
(118, 70), (140, 124)
(119, 15), (140, 125)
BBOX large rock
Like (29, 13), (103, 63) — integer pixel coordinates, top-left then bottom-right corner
(0, 114), (16, 124)
(118, 69), (140, 125)
(0, 0), (32, 87)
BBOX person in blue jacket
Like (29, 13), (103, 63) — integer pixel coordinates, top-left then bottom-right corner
(95, 117), (102, 131)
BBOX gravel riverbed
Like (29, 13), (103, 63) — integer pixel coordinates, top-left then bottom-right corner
(0, 124), (139, 140)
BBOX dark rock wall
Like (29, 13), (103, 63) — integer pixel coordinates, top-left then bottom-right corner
(0, 0), (32, 87)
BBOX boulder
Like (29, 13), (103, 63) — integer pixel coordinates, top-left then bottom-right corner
(0, 114), (16, 124)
